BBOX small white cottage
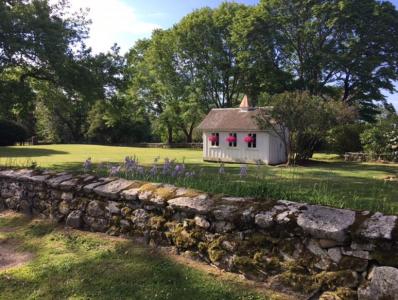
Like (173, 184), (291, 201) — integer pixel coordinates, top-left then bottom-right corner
(197, 95), (287, 165)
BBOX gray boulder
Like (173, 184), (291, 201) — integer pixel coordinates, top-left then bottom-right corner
(130, 209), (149, 229)
(168, 194), (213, 214)
(93, 179), (136, 199)
(66, 210), (83, 229)
(358, 266), (398, 300)
(87, 200), (105, 217)
(297, 205), (355, 242)
(255, 211), (275, 229)
(357, 212), (397, 240)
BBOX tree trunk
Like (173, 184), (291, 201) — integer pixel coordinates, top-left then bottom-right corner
(167, 125), (173, 144)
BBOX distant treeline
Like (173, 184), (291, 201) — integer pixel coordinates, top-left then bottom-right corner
(0, 0), (397, 157)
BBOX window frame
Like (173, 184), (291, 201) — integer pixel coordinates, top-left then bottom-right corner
(210, 132), (219, 147)
(248, 133), (257, 148)
(228, 132), (237, 147)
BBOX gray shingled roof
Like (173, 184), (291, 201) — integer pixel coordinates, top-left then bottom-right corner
(196, 107), (272, 131)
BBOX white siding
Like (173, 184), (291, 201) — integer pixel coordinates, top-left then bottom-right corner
(267, 132), (286, 164)
(203, 131), (286, 165)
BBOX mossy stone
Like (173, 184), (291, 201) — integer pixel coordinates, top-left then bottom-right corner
(154, 187), (176, 200)
(276, 271), (320, 294)
(315, 270), (359, 290)
(319, 287), (357, 300)
(148, 216), (166, 230)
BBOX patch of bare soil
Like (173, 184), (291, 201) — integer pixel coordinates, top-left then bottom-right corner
(0, 241), (33, 271)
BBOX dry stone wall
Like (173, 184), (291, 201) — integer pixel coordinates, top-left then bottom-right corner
(1, 168), (398, 300)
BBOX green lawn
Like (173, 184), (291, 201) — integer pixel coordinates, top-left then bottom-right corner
(1, 144), (398, 214)
(0, 211), (274, 300)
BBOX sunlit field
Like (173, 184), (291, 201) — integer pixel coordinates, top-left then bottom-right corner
(1, 144), (397, 214)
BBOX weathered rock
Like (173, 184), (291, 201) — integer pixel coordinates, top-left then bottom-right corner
(85, 217), (108, 232)
(341, 248), (370, 260)
(307, 239), (328, 257)
(61, 192), (74, 201)
(213, 221), (235, 233)
(212, 204), (238, 221)
(60, 175), (95, 191)
(297, 205), (356, 242)
(120, 219), (131, 232)
(106, 201), (121, 215)
(47, 174), (73, 188)
(66, 210), (83, 228)
(168, 194), (213, 214)
(83, 178), (115, 193)
(275, 211), (291, 224)
(319, 287), (357, 300)
(351, 242), (375, 251)
(327, 247), (342, 263)
(87, 200), (105, 217)
(58, 201), (70, 215)
(319, 239), (341, 249)
(94, 179), (136, 199)
(121, 207), (132, 217)
(194, 216), (210, 229)
(29, 174), (51, 183)
(255, 211), (274, 229)
(121, 188), (140, 201)
(358, 266), (398, 300)
(130, 209), (149, 229)
(357, 212), (397, 240)
(2, 168), (398, 298)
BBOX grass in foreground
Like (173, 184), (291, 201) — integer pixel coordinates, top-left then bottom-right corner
(0, 211), (274, 300)
(0, 144), (398, 214)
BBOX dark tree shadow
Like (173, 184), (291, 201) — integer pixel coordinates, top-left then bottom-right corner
(0, 147), (69, 157)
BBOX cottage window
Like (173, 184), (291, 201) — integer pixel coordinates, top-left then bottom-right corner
(228, 133), (237, 147)
(248, 133), (257, 148)
(210, 133), (219, 146)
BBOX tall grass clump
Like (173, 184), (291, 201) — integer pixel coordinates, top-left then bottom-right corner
(1, 155), (396, 214)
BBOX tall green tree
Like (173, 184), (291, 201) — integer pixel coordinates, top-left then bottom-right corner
(257, 91), (356, 163)
(0, 0), (89, 119)
(127, 30), (204, 143)
(174, 3), (247, 109)
(243, 0), (398, 120)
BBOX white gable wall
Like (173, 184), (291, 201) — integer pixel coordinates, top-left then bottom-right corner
(267, 132), (287, 164)
(203, 131), (286, 165)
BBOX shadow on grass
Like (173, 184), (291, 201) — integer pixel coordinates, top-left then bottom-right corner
(303, 159), (398, 174)
(0, 222), (266, 300)
(0, 147), (69, 158)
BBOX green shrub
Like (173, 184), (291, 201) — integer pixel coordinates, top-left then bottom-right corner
(360, 114), (398, 161)
(0, 119), (28, 146)
(326, 124), (365, 154)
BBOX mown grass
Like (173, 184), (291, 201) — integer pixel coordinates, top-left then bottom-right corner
(0, 144), (397, 214)
(0, 212), (272, 300)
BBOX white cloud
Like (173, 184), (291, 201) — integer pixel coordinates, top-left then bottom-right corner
(61, 0), (161, 53)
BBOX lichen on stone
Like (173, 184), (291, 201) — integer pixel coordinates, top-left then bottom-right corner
(148, 215), (166, 230)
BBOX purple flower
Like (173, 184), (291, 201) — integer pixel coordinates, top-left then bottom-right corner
(218, 163), (225, 175)
(109, 165), (121, 177)
(83, 157), (92, 172)
(239, 164), (248, 178)
(136, 166), (145, 175)
(150, 165), (158, 177)
(163, 158), (171, 175)
(124, 156), (137, 172)
(174, 164), (185, 176)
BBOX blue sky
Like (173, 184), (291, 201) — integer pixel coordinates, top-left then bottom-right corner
(66, 0), (397, 109)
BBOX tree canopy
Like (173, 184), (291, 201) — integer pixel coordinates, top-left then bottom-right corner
(1, 0), (398, 149)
